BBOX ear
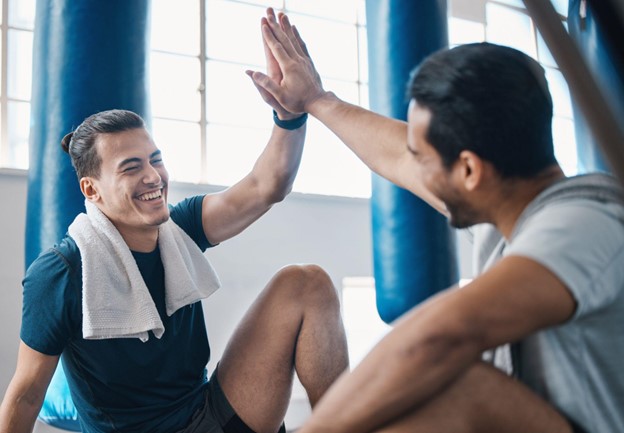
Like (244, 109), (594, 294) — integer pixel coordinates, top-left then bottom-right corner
(79, 177), (100, 202)
(456, 150), (484, 192)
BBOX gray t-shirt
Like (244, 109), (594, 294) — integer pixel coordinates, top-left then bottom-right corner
(475, 174), (624, 433)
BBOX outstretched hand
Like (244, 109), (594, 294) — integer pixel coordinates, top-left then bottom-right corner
(246, 8), (326, 116)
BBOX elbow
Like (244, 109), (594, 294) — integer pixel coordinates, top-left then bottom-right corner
(393, 324), (484, 371)
(262, 179), (293, 205)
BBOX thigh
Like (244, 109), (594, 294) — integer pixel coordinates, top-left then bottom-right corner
(217, 264), (338, 433)
(376, 362), (575, 433)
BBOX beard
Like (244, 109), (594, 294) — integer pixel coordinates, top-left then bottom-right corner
(442, 193), (482, 229)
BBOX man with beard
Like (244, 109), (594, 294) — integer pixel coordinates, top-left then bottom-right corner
(245, 8), (624, 433)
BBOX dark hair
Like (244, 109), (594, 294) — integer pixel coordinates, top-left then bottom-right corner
(61, 109), (146, 179)
(407, 42), (556, 179)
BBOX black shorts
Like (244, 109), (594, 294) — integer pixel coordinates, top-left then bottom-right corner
(177, 368), (285, 433)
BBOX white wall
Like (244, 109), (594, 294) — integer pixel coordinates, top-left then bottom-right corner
(0, 169), (472, 431)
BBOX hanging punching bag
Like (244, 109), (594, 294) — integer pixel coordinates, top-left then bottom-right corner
(366, 0), (459, 323)
(27, 0), (151, 429)
(568, 0), (624, 173)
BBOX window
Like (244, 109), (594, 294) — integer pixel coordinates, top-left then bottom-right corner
(0, 0), (371, 198)
(150, 0), (371, 197)
(0, 0), (35, 170)
(448, 0), (578, 176)
(342, 277), (391, 367)
(1, 1), (579, 192)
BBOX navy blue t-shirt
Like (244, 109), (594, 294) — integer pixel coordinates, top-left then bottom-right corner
(21, 196), (214, 432)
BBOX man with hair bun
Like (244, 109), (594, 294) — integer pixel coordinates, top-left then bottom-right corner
(0, 41), (348, 433)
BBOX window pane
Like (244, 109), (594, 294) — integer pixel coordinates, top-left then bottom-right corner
(0, 33), (3, 94)
(323, 79), (359, 106)
(205, 124), (271, 186)
(205, 60), (270, 129)
(7, 101), (30, 169)
(449, 17), (485, 46)
(295, 117), (371, 198)
(552, 116), (577, 176)
(545, 67), (573, 118)
(7, 29), (33, 100)
(8, 0), (35, 29)
(492, 0), (524, 7)
(486, 3), (537, 59)
(359, 83), (369, 110)
(342, 278), (391, 367)
(550, 0), (568, 16)
(536, 31), (558, 68)
(150, 52), (201, 121)
(357, 0), (366, 25)
(286, 0), (359, 24)
(206, 0), (266, 66)
(288, 13), (359, 82)
(358, 25), (368, 84)
(234, 0), (282, 8)
(151, 0), (199, 56)
(152, 118), (202, 183)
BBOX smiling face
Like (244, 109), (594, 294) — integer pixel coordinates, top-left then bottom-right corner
(80, 128), (170, 245)
(407, 101), (482, 229)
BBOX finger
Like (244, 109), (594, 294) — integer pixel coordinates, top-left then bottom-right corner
(247, 73), (281, 107)
(280, 14), (306, 58)
(264, 8), (299, 58)
(247, 70), (282, 101)
(292, 25), (311, 59)
(261, 18), (283, 81)
(261, 23), (295, 67)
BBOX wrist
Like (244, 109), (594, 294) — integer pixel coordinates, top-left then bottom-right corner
(273, 110), (308, 130)
(305, 90), (336, 117)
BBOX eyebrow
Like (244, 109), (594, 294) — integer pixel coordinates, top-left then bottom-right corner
(117, 150), (162, 169)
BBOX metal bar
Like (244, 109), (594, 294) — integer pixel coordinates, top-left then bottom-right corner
(523, 0), (624, 186)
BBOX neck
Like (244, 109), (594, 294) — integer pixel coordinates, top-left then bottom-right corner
(116, 225), (159, 252)
(491, 165), (565, 239)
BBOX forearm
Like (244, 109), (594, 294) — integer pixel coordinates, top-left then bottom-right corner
(0, 393), (40, 433)
(300, 300), (482, 432)
(250, 123), (306, 203)
(307, 92), (446, 213)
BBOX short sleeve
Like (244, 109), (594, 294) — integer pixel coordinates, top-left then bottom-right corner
(505, 201), (624, 318)
(169, 195), (213, 252)
(20, 246), (81, 356)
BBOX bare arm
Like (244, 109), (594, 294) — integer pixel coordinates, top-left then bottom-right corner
(200, 11), (307, 245)
(248, 9), (446, 213)
(200, 124), (305, 245)
(0, 342), (59, 433)
(298, 256), (576, 433)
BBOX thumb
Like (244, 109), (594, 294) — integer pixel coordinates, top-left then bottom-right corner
(246, 70), (288, 112)
(246, 70), (281, 99)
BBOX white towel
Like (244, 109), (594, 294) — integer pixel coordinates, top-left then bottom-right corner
(68, 200), (220, 342)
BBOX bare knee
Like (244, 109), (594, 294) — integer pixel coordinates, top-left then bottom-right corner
(269, 264), (339, 310)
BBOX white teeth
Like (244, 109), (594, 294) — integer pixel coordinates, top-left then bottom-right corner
(138, 190), (162, 201)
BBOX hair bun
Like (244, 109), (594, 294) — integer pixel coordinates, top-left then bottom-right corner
(61, 132), (74, 153)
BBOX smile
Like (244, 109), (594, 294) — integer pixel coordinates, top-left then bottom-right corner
(137, 189), (163, 201)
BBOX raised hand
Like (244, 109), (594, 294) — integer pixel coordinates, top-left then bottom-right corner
(246, 8), (326, 115)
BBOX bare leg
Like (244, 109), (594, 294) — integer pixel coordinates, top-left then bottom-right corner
(217, 264), (349, 433)
(375, 362), (575, 433)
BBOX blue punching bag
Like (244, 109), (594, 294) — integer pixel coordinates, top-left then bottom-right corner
(568, 0), (624, 173)
(366, 0), (459, 323)
(27, 0), (151, 429)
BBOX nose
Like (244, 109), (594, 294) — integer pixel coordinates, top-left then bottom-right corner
(143, 164), (162, 185)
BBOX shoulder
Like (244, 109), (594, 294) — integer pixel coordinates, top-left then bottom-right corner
(24, 235), (82, 297)
(507, 199), (624, 317)
(169, 195), (212, 250)
(27, 235), (80, 270)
